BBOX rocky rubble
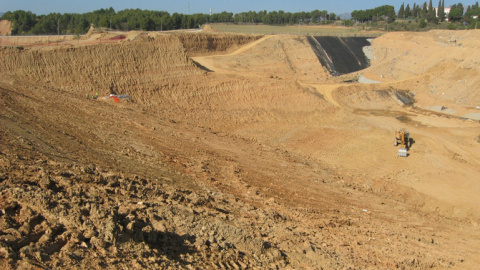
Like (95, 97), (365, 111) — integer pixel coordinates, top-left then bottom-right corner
(0, 146), (291, 269)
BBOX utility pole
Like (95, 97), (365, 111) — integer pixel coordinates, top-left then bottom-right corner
(298, 19), (301, 35)
(298, 9), (301, 36)
(186, 1), (190, 29)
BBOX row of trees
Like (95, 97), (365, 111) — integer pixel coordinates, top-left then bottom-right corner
(232, 10), (338, 24)
(1, 8), (204, 35)
(351, 5), (397, 23)
(397, 1), (440, 22)
(446, 2), (480, 24)
(1, 8), (340, 35)
(351, 1), (480, 25)
(4, 3), (479, 36)
(397, 1), (480, 23)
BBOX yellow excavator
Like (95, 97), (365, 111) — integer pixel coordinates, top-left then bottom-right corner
(394, 129), (410, 157)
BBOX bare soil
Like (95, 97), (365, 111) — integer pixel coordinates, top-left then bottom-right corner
(0, 20), (12, 36)
(1, 27), (479, 269)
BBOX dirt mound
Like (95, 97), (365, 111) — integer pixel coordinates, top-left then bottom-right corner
(202, 24), (216, 33)
(1, 30), (480, 269)
(84, 24), (96, 38)
(0, 20), (11, 36)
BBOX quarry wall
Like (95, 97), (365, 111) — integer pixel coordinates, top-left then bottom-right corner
(0, 33), (259, 105)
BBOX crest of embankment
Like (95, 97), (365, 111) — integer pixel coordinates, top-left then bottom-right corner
(0, 33), (259, 104)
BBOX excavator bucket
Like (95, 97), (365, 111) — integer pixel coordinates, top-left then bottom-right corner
(398, 148), (408, 157)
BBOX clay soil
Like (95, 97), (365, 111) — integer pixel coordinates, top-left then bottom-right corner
(1, 27), (480, 269)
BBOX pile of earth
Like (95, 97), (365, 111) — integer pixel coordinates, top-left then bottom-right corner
(0, 20), (11, 36)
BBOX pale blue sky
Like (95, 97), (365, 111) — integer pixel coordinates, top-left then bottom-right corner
(2, 0), (479, 15)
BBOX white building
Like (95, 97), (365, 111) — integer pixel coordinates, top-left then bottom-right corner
(435, 6), (451, 21)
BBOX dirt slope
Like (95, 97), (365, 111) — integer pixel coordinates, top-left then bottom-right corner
(0, 20), (11, 36)
(363, 30), (480, 116)
(1, 29), (480, 269)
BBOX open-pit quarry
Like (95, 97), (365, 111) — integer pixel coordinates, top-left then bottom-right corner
(1, 26), (480, 269)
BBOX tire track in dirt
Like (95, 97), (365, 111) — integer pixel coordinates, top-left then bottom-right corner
(298, 81), (342, 108)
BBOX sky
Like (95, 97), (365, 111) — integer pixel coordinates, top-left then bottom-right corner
(2, 0), (480, 16)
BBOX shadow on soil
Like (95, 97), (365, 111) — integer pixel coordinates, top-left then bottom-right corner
(115, 218), (197, 264)
(191, 59), (213, 72)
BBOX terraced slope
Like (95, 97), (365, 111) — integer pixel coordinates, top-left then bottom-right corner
(1, 29), (479, 269)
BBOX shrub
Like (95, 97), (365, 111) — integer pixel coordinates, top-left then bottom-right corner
(419, 19), (427, 28)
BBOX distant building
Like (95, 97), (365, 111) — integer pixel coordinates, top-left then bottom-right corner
(435, 6), (451, 21)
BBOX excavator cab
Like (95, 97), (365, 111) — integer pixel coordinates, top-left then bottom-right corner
(394, 129), (410, 157)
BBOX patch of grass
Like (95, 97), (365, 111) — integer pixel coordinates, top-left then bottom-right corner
(208, 23), (383, 37)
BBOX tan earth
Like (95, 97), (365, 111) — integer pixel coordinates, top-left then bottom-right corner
(1, 26), (480, 269)
(0, 20), (12, 36)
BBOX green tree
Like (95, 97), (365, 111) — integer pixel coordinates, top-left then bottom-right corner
(74, 17), (89, 34)
(2, 10), (37, 34)
(438, 0), (445, 22)
(191, 13), (207, 28)
(419, 18), (427, 27)
(427, 0), (438, 23)
(405, 4), (412, 18)
(262, 13), (272, 24)
(210, 11), (233, 23)
(31, 14), (59, 35)
(170, 13), (182, 29)
(422, 2), (428, 18)
(398, 3), (405, 18)
(412, 3), (419, 18)
(351, 10), (369, 22)
(428, 0), (434, 13)
(464, 2), (480, 25)
(351, 5), (395, 22)
(448, 3), (464, 22)
(329, 13), (337, 21)
(387, 7), (396, 23)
